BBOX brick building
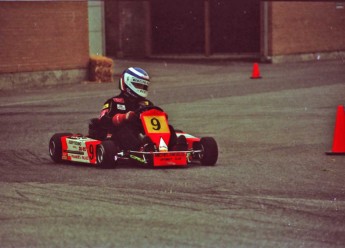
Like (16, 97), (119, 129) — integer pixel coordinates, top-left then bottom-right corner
(105, 0), (345, 62)
(0, 1), (344, 90)
(0, 1), (89, 90)
(268, 1), (345, 62)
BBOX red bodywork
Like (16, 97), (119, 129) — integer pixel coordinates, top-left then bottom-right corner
(61, 136), (101, 165)
(140, 109), (190, 167)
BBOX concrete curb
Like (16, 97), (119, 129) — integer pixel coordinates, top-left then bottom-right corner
(0, 69), (88, 91)
(270, 51), (345, 64)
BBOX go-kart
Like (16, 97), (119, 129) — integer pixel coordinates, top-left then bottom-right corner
(49, 106), (218, 168)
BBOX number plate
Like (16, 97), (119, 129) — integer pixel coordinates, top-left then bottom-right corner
(140, 109), (171, 149)
(142, 115), (169, 133)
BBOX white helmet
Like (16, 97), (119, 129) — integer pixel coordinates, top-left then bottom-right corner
(119, 67), (150, 99)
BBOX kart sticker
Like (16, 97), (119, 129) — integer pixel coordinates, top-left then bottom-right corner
(112, 97), (125, 103)
(62, 136), (100, 165)
(158, 137), (168, 152)
(153, 152), (187, 166)
(117, 104), (126, 110)
(130, 154), (146, 163)
(102, 103), (109, 110)
(139, 101), (150, 106)
(86, 141), (101, 164)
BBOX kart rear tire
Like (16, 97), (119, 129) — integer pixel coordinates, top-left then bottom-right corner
(49, 133), (72, 163)
(96, 140), (119, 168)
(200, 137), (218, 166)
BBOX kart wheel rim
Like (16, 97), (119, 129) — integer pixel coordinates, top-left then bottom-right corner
(199, 144), (205, 160)
(49, 141), (56, 157)
(97, 146), (104, 164)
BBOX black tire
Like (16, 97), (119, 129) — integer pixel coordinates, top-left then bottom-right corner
(96, 140), (119, 168)
(200, 137), (218, 166)
(49, 133), (72, 163)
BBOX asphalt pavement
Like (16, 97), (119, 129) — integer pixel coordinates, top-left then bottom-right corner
(0, 58), (345, 247)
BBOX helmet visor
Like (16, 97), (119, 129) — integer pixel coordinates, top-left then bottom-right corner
(133, 82), (148, 91)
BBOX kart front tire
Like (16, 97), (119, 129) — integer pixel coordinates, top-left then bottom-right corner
(49, 133), (72, 163)
(200, 137), (218, 166)
(96, 140), (119, 168)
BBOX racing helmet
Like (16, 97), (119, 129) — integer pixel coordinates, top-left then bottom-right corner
(119, 67), (150, 99)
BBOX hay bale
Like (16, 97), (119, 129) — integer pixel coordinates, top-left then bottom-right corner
(89, 55), (114, 83)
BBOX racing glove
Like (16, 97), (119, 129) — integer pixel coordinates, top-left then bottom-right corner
(112, 111), (136, 126)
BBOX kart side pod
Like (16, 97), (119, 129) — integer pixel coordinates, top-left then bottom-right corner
(49, 133), (101, 165)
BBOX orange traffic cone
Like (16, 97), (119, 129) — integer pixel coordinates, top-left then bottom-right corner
(326, 105), (345, 155)
(250, 63), (262, 79)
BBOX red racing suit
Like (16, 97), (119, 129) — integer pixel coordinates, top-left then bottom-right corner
(99, 92), (154, 130)
(97, 92), (154, 150)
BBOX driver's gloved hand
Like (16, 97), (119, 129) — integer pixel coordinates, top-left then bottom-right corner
(125, 111), (136, 122)
(112, 111), (137, 126)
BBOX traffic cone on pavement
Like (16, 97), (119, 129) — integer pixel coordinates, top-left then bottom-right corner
(250, 63), (262, 79)
(326, 105), (345, 155)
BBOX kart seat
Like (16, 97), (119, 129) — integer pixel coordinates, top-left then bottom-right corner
(88, 118), (107, 140)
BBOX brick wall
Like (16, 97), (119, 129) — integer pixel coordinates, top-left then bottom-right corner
(0, 2), (89, 74)
(270, 2), (345, 56)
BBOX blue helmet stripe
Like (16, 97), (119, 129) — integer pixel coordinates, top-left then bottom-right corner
(126, 67), (150, 81)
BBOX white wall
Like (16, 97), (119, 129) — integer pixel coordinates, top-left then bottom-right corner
(88, 1), (105, 55)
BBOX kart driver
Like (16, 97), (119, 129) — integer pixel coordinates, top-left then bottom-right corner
(89, 67), (186, 151)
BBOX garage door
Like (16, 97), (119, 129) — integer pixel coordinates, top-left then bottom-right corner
(210, 0), (260, 53)
(151, 0), (260, 55)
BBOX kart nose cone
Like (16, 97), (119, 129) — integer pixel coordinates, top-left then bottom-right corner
(158, 137), (168, 152)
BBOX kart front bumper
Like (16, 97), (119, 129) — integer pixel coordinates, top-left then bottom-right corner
(128, 150), (202, 167)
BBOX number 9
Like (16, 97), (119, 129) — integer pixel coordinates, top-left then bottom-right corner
(89, 145), (94, 160)
(151, 118), (161, 130)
